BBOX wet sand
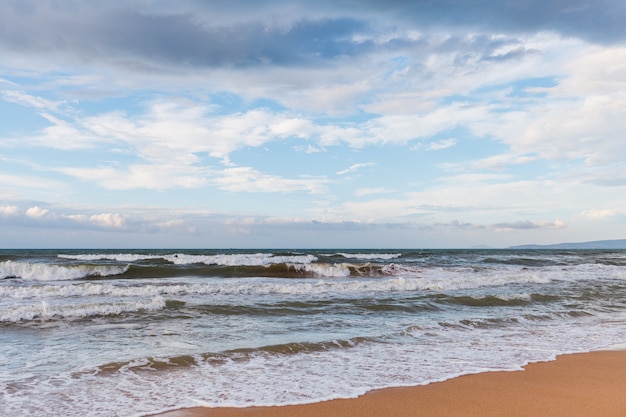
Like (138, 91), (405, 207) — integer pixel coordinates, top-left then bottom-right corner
(150, 350), (626, 417)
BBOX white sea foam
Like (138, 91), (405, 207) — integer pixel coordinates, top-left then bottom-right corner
(0, 261), (128, 281)
(287, 262), (351, 277)
(58, 254), (161, 262)
(0, 282), (162, 299)
(60, 253), (318, 265)
(0, 282), (222, 299)
(165, 253), (318, 266)
(377, 263), (626, 289)
(336, 253), (402, 260)
(2, 263), (621, 301)
(0, 296), (166, 322)
(5, 315), (626, 417)
(58, 252), (320, 266)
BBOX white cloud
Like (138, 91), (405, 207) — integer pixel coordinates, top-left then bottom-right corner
(34, 113), (103, 150)
(493, 219), (565, 232)
(17, 99), (320, 165)
(0, 205), (20, 216)
(269, 117), (313, 137)
(156, 219), (184, 229)
(0, 173), (67, 192)
(25, 206), (51, 219)
(470, 153), (538, 171)
(57, 164), (208, 191)
(301, 144), (324, 154)
(67, 213), (128, 229)
(3, 6), (626, 248)
(558, 47), (626, 97)
(581, 209), (616, 220)
(1, 205), (134, 231)
(1, 90), (64, 112)
(503, 95), (626, 164)
(337, 163), (376, 175)
(426, 138), (457, 151)
(0, 77), (17, 86)
(280, 80), (373, 115)
(56, 163), (329, 194)
(364, 92), (439, 116)
(355, 187), (395, 196)
(316, 173), (599, 225)
(12, 35), (618, 200)
(359, 103), (492, 146)
(213, 167), (326, 194)
(490, 46), (626, 166)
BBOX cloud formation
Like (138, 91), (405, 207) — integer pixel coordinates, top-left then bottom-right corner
(2, 0), (626, 247)
(2, 0), (625, 72)
(0, 205), (129, 231)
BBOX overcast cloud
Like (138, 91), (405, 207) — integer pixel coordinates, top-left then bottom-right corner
(1, 0), (626, 248)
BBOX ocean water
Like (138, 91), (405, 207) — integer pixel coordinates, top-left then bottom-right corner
(2, 249), (626, 416)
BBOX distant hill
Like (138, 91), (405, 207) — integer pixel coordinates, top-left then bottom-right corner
(509, 239), (626, 249)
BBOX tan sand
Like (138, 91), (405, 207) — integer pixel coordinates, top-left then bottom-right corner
(150, 350), (626, 417)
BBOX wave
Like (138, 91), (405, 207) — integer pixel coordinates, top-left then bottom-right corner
(286, 262), (411, 278)
(335, 253), (402, 260)
(62, 261), (370, 279)
(480, 257), (564, 267)
(57, 253), (163, 262)
(172, 253), (319, 266)
(0, 282), (184, 299)
(287, 262), (351, 277)
(0, 274), (555, 303)
(0, 261), (129, 281)
(59, 252), (319, 266)
(95, 336), (377, 375)
(433, 294), (533, 307)
(4, 257), (624, 290)
(0, 296), (166, 323)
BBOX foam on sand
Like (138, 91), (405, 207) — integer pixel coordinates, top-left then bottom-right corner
(149, 350), (626, 417)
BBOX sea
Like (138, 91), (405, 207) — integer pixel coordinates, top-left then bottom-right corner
(2, 248), (626, 416)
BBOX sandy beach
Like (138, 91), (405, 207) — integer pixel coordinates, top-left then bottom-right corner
(151, 350), (626, 417)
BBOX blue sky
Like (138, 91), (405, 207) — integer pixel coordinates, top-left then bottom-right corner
(1, 0), (626, 248)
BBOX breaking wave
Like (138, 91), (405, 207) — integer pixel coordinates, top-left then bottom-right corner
(58, 253), (319, 266)
(0, 296), (166, 323)
(0, 261), (128, 281)
(335, 253), (402, 260)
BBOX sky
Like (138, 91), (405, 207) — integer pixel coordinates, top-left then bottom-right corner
(1, 0), (626, 248)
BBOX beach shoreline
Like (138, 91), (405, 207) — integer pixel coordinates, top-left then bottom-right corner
(149, 349), (626, 417)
